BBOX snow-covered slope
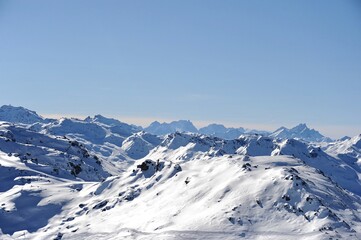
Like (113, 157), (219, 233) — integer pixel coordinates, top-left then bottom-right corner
(269, 123), (332, 142)
(144, 120), (198, 135)
(0, 105), (360, 239)
(3, 150), (360, 239)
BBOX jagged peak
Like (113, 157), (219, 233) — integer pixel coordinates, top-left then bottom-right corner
(290, 123), (309, 132)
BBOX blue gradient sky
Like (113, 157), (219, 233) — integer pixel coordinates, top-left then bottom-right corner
(0, 0), (360, 138)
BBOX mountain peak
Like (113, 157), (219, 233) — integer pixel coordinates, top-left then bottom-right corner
(270, 123), (331, 142)
(145, 120), (198, 135)
(85, 114), (123, 127)
(293, 123), (307, 129)
(149, 120), (161, 126)
(199, 123), (245, 140)
(0, 105), (45, 124)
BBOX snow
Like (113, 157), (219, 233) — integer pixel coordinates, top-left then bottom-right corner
(121, 132), (162, 159)
(144, 120), (198, 135)
(269, 123), (332, 143)
(199, 124), (245, 140)
(85, 115), (141, 137)
(0, 105), (52, 125)
(6, 154), (358, 239)
(0, 105), (361, 239)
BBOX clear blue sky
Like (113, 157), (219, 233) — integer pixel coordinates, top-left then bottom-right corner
(0, 0), (360, 138)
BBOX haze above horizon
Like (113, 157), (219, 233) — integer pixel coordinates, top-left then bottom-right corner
(0, 0), (360, 138)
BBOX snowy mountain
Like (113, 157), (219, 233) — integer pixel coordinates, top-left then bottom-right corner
(199, 124), (245, 140)
(85, 114), (141, 137)
(269, 123), (332, 142)
(0, 105), (49, 124)
(0, 122), (110, 181)
(144, 120), (198, 135)
(324, 134), (361, 183)
(145, 120), (271, 140)
(144, 120), (331, 143)
(121, 131), (162, 159)
(1, 131), (360, 239)
(0, 105), (361, 239)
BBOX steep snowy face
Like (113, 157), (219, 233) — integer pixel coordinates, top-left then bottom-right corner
(0, 105), (47, 124)
(144, 120), (198, 135)
(269, 123), (331, 142)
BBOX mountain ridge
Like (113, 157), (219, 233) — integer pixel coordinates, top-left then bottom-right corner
(269, 123), (332, 142)
(0, 105), (334, 142)
(0, 105), (49, 124)
(0, 105), (360, 239)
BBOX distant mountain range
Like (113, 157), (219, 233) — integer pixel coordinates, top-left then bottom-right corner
(145, 120), (331, 142)
(0, 105), (333, 142)
(144, 120), (198, 136)
(269, 123), (332, 142)
(145, 120), (270, 139)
